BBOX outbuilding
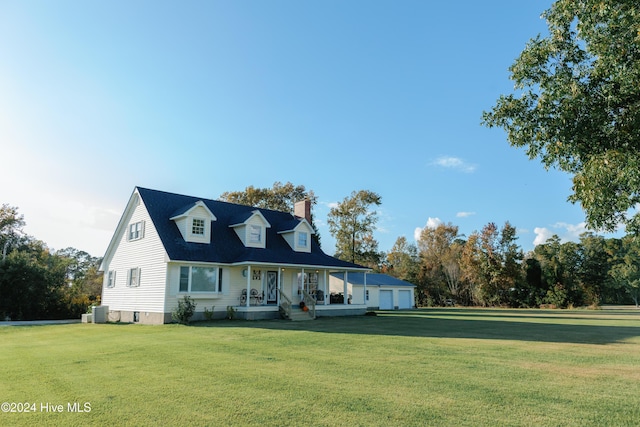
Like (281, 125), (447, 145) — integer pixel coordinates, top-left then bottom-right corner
(329, 272), (416, 310)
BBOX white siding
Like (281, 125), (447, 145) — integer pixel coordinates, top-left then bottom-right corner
(173, 217), (188, 240)
(367, 287), (380, 308)
(165, 263), (235, 313)
(281, 232), (295, 251)
(102, 195), (168, 313)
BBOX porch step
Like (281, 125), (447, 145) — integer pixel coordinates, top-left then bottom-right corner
(287, 308), (314, 321)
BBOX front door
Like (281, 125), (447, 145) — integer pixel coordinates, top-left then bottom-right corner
(266, 271), (278, 304)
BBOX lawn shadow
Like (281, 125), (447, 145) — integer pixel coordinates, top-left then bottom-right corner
(193, 308), (640, 345)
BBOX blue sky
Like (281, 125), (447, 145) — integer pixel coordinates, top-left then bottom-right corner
(0, 1), (619, 257)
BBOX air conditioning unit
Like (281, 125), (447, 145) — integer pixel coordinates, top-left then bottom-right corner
(92, 305), (109, 324)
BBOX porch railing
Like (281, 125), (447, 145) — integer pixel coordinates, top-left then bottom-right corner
(302, 290), (316, 319)
(278, 289), (292, 319)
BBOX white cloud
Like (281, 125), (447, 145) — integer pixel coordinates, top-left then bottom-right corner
(414, 217), (442, 241)
(432, 156), (476, 173)
(533, 222), (588, 247)
(456, 211), (476, 218)
(426, 217), (443, 228)
(533, 227), (554, 246)
(554, 222), (588, 239)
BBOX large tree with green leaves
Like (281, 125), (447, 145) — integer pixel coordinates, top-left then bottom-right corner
(219, 181), (317, 213)
(482, 0), (640, 232)
(459, 222), (523, 306)
(219, 181), (320, 243)
(609, 236), (640, 306)
(385, 236), (419, 283)
(417, 223), (463, 303)
(0, 204), (25, 261)
(327, 190), (382, 267)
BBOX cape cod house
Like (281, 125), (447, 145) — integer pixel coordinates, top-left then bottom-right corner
(99, 187), (369, 324)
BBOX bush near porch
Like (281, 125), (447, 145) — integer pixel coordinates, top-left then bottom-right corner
(1, 308), (639, 426)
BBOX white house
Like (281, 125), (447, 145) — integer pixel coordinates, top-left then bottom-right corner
(99, 187), (369, 323)
(329, 273), (416, 310)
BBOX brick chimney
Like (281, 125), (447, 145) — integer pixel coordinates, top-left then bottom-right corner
(294, 199), (312, 223)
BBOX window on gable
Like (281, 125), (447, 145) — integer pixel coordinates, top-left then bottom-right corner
(179, 266), (222, 293)
(298, 231), (308, 247)
(127, 267), (141, 287)
(192, 218), (205, 236)
(249, 225), (262, 244)
(128, 221), (145, 241)
(107, 270), (116, 288)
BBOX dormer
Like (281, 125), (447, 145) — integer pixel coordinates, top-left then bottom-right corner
(170, 200), (216, 244)
(230, 210), (271, 248)
(278, 219), (314, 253)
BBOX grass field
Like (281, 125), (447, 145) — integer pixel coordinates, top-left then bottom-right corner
(1, 308), (639, 426)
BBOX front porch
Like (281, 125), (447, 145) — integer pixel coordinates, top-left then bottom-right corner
(233, 303), (368, 320)
(230, 265), (369, 320)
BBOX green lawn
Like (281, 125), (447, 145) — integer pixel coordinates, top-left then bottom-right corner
(1, 308), (639, 426)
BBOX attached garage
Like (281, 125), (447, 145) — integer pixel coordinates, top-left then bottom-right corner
(329, 273), (416, 310)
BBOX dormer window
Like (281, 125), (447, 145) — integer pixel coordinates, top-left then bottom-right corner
(192, 218), (205, 236)
(298, 231), (308, 248)
(249, 225), (262, 244)
(230, 210), (271, 249)
(170, 201), (216, 244)
(278, 219), (313, 253)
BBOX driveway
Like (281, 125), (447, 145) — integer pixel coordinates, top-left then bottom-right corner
(0, 319), (81, 326)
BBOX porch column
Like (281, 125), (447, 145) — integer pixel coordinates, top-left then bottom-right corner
(246, 265), (251, 308)
(343, 271), (348, 305)
(278, 268), (282, 305)
(363, 271), (367, 307)
(300, 268), (305, 302)
(323, 270), (328, 306)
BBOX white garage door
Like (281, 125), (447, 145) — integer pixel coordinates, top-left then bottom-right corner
(379, 290), (393, 310)
(398, 290), (412, 309)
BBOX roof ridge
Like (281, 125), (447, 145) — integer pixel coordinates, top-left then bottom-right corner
(136, 186), (297, 217)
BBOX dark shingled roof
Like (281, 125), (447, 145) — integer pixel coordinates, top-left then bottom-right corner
(137, 187), (366, 270)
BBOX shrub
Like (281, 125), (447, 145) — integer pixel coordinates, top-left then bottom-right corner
(204, 306), (215, 321)
(226, 305), (236, 320)
(543, 284), (568, 309)
(172, 296), (197, 324)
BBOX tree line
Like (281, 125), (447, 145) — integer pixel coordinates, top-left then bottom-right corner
(382, 222), (639, 308)
(0, 204), (102, 321)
